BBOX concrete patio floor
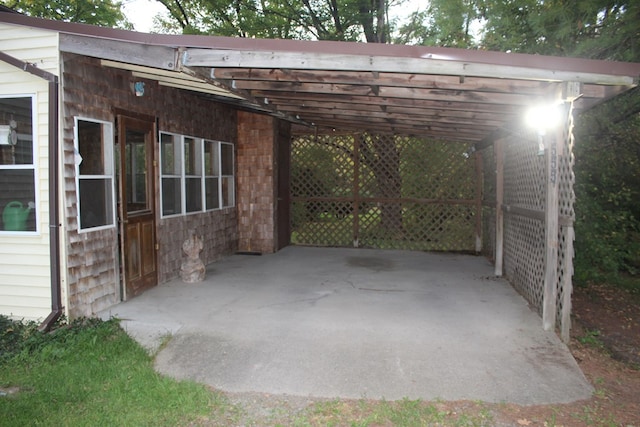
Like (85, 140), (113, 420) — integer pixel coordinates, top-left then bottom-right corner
(100, 246), (593, 405)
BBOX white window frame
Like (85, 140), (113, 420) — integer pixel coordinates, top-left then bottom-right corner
(160, 132), (183, 217)
(184, 136), (203, 213)
(74, 117), (116, 233)
(203, 139), (220, 211)
(159, 132), (235, 218)
(0, 94), (38, 235)
(220, 142), (235, 208)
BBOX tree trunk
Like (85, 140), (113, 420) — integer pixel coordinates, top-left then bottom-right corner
(361, 134), (402, 233)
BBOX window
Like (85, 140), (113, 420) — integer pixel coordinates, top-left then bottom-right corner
(204, 140), (220, 210)
(0, 96), (36, 233)
(160, 133), (182, 215)
(184, 137), (202, 213)
(75, 118), (115, 231)
(221, 142), (235, 207)
(160, 133), (235, 217)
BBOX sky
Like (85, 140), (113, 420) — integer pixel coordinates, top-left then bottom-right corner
(121, 0), (426, 34)
(121, 0), (168, 32)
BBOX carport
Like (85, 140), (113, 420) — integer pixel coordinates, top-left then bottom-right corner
(53, 27), (640, 339)
(4, 14), (638, 342)
(39, 21), (636, 404)
(166, 40), (639, 341)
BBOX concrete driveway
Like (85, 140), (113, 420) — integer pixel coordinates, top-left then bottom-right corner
(101, 246), (592, 405)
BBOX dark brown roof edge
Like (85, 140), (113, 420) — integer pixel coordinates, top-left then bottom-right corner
(2, 11), (640, 78)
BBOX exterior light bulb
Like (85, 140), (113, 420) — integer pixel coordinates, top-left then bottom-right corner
(525, 104), (563, 134)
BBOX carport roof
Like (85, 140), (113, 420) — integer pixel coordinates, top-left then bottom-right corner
(3, 12), (640, 142)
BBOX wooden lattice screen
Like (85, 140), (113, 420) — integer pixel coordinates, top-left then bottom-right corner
(479, 104), (576, 341)
(291, 133), (481, 252)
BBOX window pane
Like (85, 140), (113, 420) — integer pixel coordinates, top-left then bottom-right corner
(222, 176), (234, 207)
(162, 177), (182, 216)
(205, 177), (219, 210)
(221, 143), (233, 175)
(125, 132), (148, 212)
(76, 118), (115, 230)
(161, 133), (180, 175)
(204, 140), (219, 175)
(185, 177), (202, 212)
(79, 178), (113, 229)
(184, 137), (201, 175)
(0, 170), (36, 231)
(78, 120), (104, 175)
(0, 97), (33, 166)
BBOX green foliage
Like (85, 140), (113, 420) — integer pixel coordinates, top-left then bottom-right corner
(480, 0), (639, 60)
(2, 0), (133, 29)
(0, 316), (216, 426)
(577, 329), (605, 348)
(154, 0), (394, 41)
(573, 104), (640, 288)
(396, 0), (483, 47)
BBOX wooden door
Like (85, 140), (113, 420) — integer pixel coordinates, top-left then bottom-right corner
(118, 115), (157, 298)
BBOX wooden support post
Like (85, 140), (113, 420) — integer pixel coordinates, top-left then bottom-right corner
(474, 150), (483, 253)
(543, 130), (559, 331)
(494, 139), (504, 277)
(352, 134), (360, 248)
(561, 226), (575, 342)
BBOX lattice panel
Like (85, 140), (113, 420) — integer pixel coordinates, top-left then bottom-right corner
(504, 214), (546, 313)
(504, 130), (545, 210)
(496, 104), (577, 338)
(291, 133), (478, 251)
(481, 146), (496, 260)
(291, 134), (355, 200)
(291, 200), (354, 247)
(502, 130), (546, 311)
(358, 133), (402, 199)
(558, 106), (576, 220)
(556, 104), (576, 337)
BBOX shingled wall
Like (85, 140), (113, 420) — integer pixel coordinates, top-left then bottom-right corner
(236, 111), (277, 254)
(61, 53), (238, 317)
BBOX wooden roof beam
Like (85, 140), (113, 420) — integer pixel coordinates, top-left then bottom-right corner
(234, 80), (541, 105)
(184, 49), (637, 86)
(252, 91), (522, 113)
(212, 68), (551, 94)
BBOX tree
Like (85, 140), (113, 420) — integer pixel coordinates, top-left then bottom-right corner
(396, 0), (483, 47)
(153, 0), (396, 42)
(477, 0), (640, 285)
(2, 0), (132, 29)
(481, 0), (639, 61)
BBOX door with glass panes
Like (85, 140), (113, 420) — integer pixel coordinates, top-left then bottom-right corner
(117, 115), (157, 298)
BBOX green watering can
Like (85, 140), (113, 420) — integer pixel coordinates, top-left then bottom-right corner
(2, 201), (34, 231)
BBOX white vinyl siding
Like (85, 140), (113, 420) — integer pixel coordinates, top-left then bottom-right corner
(0, 22), (59, 320)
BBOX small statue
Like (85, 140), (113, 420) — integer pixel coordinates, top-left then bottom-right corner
(180, 229), (205, 283)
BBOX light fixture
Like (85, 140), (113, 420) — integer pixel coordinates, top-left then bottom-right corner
(525, 103), (564, 135)
(134, 81), (145, 97)
(525, 103), (564, 155)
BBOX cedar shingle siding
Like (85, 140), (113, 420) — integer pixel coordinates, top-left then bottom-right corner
(61, 53), (241, 317)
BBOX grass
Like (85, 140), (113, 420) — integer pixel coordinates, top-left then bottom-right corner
(577, 329), (605, 349)
(3, 315), (629, 426)
(0, 316), (224, 426)
(283, 398), (494, 427)
(0, 315), (499, 426)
